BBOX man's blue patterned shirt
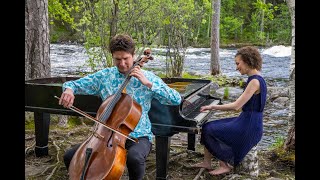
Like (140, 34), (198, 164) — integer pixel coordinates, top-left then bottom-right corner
(62, 66), (181, 141)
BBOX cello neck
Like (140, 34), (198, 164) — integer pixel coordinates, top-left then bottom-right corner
(98, 76), (131, 123)
(99, 52), (152, 123)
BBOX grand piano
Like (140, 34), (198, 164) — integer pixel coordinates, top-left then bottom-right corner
(25, 76), (221, 180)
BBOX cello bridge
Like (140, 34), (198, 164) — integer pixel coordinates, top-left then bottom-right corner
(92, 131), (104, 139)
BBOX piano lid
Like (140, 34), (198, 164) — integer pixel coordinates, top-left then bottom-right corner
(25, 77), (210, 116)
(161, 78), (211, 99)
(25, 76), (102, 116)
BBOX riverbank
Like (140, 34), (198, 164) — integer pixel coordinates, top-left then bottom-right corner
(25, 123), (294, 180)
(25, 120), (294, 179)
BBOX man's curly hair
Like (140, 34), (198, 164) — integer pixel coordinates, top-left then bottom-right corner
(109, 34), (135, 55)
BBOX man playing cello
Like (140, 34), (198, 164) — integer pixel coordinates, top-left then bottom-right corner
(59, 34), (181, 180)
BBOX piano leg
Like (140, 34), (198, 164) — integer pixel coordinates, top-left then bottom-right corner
(34, 112), (50, 157)
(187, 133), (196, 151)
(155, 135), (171, 180)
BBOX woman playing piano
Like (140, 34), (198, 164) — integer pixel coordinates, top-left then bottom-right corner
(192, 46), (267, 176)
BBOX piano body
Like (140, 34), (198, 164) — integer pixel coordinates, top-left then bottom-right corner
(25, 76), (221, 179)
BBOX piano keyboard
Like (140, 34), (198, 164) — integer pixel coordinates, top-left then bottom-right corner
(193, 99), (220, 122)
(184, 99), (218, 118)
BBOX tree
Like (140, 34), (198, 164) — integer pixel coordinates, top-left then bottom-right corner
(210, 0), (221, 75)
(26, 0), (69, 127)
(25, 0), (51, 80)
(160, 0), (196, 77)
(284, 0), (295, 151)
(109, 0), (119, 42)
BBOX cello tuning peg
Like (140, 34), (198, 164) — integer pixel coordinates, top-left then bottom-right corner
(143, 48), (153, 60)
(144, 48), (151, 56)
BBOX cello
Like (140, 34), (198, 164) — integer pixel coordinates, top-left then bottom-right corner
(58, 49), (153, 180)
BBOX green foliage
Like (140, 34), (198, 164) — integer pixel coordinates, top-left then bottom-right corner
(239, 79), (245, 88)
(48, 0), (85, 42)
(268, 136), (295, 165)
(48, 0), (80, 30)
(223, 87), (229, 99)
(67, 116), (83, 128)
(48, 0), (291, 46)
(247, 0), (275, 42)
(182, 72), (201, 79)
(50, 26), (68, 42)
(253, 0), (275, 20)
(157, 72), (167, 78)
(220, 16), (244, 41)
(207, 75), (230, 87)
(25, 119), (35, 130)
(267, 4), (291, 44)
(269, 136), (285, 150)
(48, 0), (71, 24)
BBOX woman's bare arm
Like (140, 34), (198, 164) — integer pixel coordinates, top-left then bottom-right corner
(200, 79), (260, 112)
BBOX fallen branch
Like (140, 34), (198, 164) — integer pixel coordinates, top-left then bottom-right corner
(53, 140), (61, 161)
(148, 168), (156, 176)
(170, 144), (187, 148)
(169, 152), (188, 163)
(46, 164), (60, 180)
(25, 135), (35, 141)
(176, 164), (184, 172)
(193, 168), (205, 180)
(80, 117), (88, 127)
(170, 150), (186, 157)
(45, 140), (62, 179)
(40, 164), (56, 176)
(25, 142), (36, 155)
(186, 149), (203, 156)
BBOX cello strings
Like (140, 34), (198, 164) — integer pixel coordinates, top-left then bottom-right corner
(54, 96), (138, 143)
(99, 48), (147, 122)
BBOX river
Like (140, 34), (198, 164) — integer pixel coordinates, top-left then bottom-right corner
(50, 44), (291, 86)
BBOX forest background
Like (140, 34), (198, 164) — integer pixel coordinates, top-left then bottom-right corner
(48, 0), (291, 74)
(49, 0), (291, 46)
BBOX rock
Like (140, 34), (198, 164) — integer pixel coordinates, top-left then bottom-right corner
(267, 87), (289, 101)
(237, 146), (260, 177)
(272, 97), (289, 107)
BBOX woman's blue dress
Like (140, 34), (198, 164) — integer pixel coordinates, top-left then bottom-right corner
(200, 75), (267, 166)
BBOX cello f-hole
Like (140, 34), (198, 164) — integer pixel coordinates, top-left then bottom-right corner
(107, 132), (114, 147)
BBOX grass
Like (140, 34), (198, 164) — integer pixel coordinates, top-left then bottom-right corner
(268, 136), (295, 169)
(223, 87), (229, 99)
